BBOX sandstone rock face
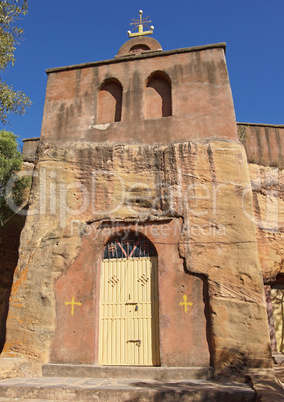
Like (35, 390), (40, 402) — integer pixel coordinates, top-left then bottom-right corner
(1, 139), (272, 377)
(249, 163), (284, 283)
(0, 214), (26, 355)
(0, 160), (34, 359)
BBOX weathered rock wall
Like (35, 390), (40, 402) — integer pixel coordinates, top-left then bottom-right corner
(237, 124), (284, 287)
(0, 214), (26, 354)
(249, 163), (284, 283)
(0, 158), (34, 359)
(1, 139), (272, 377)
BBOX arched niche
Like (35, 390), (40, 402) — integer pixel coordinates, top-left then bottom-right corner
(97, 79), (122, 124)
(129, 44), (151, 53)
(145, 71), (172, 119)
(103, 231), (157, 259)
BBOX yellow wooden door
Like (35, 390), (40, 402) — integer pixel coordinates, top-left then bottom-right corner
(99, 255), (160, 365)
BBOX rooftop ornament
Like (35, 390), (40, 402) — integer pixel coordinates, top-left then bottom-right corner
(127, 10), (154, 38)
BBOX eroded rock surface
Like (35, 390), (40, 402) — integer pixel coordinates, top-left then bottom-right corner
(249, 164), (284, 283)
(1, 139), (272, 377)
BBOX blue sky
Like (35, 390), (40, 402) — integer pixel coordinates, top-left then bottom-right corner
(1, 0), (283, 146)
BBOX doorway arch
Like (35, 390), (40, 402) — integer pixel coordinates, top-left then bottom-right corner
(99, 232), (160, 365)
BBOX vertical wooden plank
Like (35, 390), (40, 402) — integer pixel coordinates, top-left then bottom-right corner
(134, 258), (139, 365)
(99, 254), (159, 366)
(148, 258), (151, 365)
(99, 260), (103, 364)
(154, 258), (160, 365)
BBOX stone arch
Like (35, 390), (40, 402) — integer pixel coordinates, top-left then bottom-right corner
(97, 78), (122, 124)
(144, 71), (172, 119)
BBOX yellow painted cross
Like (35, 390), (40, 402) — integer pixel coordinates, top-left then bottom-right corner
(65, 296), (82, 316)
(179, 295), (193, 313)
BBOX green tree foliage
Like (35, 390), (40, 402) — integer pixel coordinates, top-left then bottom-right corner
(0, 0), (31, 125)
(0, 130), (30, 225)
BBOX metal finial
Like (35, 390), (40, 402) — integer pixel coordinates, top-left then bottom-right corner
(127, 10), (154, 38)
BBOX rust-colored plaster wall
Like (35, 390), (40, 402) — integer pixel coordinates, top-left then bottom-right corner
(50, 220), (210, 367)
(238, 123), (284, 167)
(41, 44), (237, 145)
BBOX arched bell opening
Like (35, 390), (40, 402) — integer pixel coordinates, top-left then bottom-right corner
(97, 78), (123, 124)
(144, 71), (172, 119)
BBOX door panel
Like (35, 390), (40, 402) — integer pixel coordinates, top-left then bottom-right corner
(99, 257), (159, 365)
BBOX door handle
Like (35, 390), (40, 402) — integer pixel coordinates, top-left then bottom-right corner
(127, 339), (141, 346)
(125, 302), (138, 305)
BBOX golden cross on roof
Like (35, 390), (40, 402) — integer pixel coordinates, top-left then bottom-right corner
(127, 10), (154, 38)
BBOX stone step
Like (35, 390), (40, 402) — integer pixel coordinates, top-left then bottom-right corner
(43, 364), (213, 381)
(274, 365), (284, 382)
(0, 376), (256, 401)
(273, 354), (284, 365)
